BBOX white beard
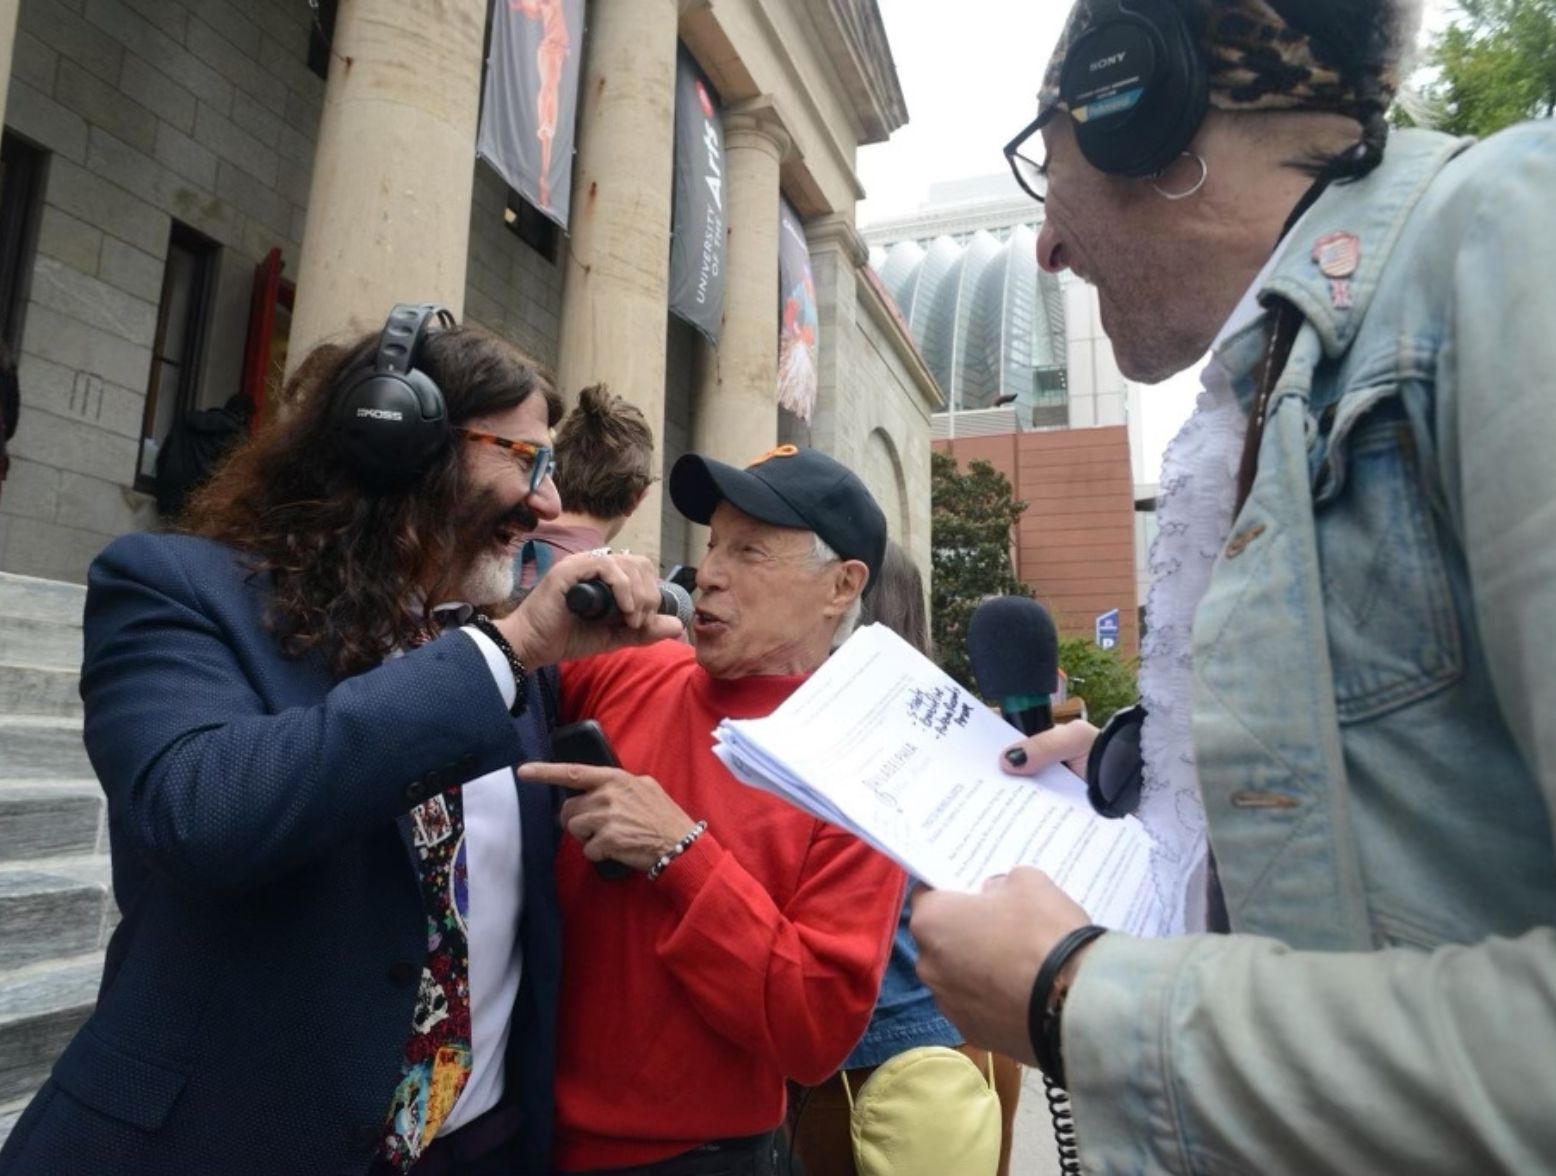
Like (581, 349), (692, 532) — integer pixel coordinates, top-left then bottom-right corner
(459, 546), (518, 607)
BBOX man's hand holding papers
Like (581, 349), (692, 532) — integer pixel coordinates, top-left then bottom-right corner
(711, 623), (1168, 936)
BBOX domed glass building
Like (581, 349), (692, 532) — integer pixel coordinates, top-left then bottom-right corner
(870, 223), (1070, 427)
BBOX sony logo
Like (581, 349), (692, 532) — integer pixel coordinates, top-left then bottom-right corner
(1090, 51), (1127, 71)
(356, 408), (404, 421)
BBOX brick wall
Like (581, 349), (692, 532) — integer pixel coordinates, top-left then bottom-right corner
(936, 425), (1139, 656)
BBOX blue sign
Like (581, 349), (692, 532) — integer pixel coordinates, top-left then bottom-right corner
(1095, 609), (1120, 651)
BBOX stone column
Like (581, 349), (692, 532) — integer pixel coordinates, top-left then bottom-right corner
(287, 0), (487, 368)
(690, 98), (791, 468)
(554, 0), (679, 562)
(0, 0), (19, 133)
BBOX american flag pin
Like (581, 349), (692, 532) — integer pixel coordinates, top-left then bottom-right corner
(1313, 231), (1361, 279)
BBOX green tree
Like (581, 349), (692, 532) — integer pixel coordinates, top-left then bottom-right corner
(929, 451), (1031, 689)
(1057, 637), (1139, 728)
(1416, 0), (1556, 136)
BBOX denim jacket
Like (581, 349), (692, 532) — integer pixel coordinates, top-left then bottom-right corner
(1064, 124), (1556, 1174)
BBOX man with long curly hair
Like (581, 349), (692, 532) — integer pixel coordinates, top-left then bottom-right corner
(0, 310), (681, 1176)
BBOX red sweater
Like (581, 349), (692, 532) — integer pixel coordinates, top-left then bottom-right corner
(554, 642), (905, 1170)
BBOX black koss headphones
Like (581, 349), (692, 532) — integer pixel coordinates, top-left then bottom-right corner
(1058, 0), (1209, 177)
(329, 303), (454, 487)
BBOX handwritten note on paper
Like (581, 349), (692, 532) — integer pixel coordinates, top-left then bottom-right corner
(713, 624), (1168, 937)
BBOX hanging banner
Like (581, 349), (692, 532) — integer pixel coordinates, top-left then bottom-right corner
(668, 50), (726, 343)
(477, 0), (585, 229)
(777, 198), (818, 423)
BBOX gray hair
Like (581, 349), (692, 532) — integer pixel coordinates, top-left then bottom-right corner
(811, 533), (865, 648)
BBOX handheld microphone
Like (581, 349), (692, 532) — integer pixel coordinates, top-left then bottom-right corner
(966, 596), (1060, 738)
(565, 579), (694, 628)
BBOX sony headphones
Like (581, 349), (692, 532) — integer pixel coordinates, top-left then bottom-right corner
(328, 303), (454, 488)
(1058, 0), (1208, 177)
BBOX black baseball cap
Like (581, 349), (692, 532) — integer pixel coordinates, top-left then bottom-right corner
(669, 445), (888, 594)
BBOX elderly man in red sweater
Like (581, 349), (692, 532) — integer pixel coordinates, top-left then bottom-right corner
(518, 445), (906, 1174)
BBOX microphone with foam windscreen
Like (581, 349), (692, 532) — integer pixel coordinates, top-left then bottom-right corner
(966, 596), (1060, 738)
(565, 579), (694, 628)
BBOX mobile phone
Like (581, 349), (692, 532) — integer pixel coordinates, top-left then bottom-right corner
(550, 720), (633, 881)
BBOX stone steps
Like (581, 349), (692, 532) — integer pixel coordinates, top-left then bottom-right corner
(0, 616), (83, 674)
(0, 572), (102, 1148)
(0, 1095), (28, 1153)
(0, 716), (93, 781)
(0, 664), (83, 719)
(0, 854), (115, 973)
(0, 953), (102, 1107)
(0, 780), (103, 864)
(0, 573), (88, 626)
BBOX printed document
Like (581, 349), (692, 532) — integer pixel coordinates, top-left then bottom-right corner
(713, 623), (1167, 936)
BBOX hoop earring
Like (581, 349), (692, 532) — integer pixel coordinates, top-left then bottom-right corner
(1151, 151), (1208, 201)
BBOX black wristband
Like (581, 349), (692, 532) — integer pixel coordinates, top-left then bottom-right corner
(1028, 924), (1108, 1089)
(470, 613), (529, 717)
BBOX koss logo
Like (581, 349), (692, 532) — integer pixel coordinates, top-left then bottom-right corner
(1090, 51), (1127, 71)
(356, 408), (404, 421)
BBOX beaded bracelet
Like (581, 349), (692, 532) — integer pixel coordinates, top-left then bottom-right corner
(470, 613), (529, 717)
(648, 820), (708, 881)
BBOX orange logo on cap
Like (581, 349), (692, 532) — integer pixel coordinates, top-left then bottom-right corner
(749, 444), (798, 466)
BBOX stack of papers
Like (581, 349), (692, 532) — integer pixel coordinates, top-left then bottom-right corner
(713, 623), (1167, 936)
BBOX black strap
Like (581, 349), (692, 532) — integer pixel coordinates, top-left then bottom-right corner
(1029, 924), (1109, 1088)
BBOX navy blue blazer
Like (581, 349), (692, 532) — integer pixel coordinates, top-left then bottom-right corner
(0, 534), (562, 1175)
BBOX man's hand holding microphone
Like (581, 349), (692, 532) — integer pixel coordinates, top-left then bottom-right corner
(496, 550), (688, 668)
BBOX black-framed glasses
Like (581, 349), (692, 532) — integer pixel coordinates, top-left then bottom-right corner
(1087, 702), (1146, 819)
(1003, 113), (1049, 204)
(457, 429), (557, 495)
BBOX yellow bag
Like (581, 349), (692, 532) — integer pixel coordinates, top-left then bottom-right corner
(841, 1046), (1002, 1176)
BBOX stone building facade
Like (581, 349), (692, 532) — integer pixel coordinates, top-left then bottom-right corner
(0, 0), (938, 583)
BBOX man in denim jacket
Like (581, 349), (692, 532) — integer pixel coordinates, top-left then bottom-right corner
(913, 1), (1556, 1171)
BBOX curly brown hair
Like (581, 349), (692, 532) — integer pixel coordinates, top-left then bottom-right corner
(552, 383), (655, 521)
(181, 322), (561, 678)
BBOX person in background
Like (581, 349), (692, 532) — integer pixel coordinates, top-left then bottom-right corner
(789, 539), (1021, 1176)
(517, 445), (906, 1175)
(913, 1), (1556, 1171)
(516, 382), (654, 590)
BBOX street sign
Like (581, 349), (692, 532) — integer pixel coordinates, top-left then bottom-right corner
(1095, 608), (1120, 651)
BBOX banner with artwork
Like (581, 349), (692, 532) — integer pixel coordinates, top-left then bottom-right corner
(477, 0), (585, 228)
(777, 197), (818, 423)
(668, 49), (726, 343)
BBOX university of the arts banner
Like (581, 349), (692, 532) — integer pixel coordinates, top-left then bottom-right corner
(668, 49), (726, 343)
(777, 197), (818, 423)
(477, 0), (585, 228)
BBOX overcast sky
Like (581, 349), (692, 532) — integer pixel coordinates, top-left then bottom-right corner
(859, 0), (1456, 482)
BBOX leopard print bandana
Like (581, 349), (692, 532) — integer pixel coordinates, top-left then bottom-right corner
(1036, 0), (1401, 125)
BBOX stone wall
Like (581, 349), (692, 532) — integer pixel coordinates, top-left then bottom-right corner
(2, 0), (323, 581)
(463, 161), (563, 373)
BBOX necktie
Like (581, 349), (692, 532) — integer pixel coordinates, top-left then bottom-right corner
(381, 627), (474, 1169)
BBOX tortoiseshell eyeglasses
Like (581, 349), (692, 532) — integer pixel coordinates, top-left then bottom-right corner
(456, 429), (557, 494)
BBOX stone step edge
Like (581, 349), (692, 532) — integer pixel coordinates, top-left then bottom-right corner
(0, 951), (104, 1019)
(0, 778), (100, 797)
(0, 851), (112, 885)
(0, 715), (85, 732)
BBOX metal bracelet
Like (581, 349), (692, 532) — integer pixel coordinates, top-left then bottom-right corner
(647, 820), (708, 881)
